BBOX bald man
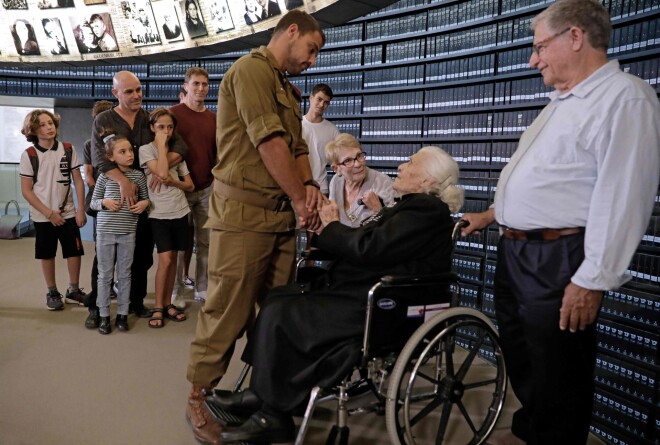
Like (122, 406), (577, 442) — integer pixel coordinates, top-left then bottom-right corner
(86, 71), (188, 327)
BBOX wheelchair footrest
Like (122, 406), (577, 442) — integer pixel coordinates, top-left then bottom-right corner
(204, 400), (248, 427)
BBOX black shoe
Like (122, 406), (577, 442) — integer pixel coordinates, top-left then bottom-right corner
(205, 389), (263, 418)
(129, 305), (152, 318)
(85, 308), (100, 329)
(115, 314), (129, 332)
(98, 316), (112, 335)
(46, 291), (64, 311)
(219, 410), (295, 444)
(65, 288), (87, 306)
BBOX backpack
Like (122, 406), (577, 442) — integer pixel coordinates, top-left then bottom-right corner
(26, 142), (73, 185)
(26, 142), (74, 211)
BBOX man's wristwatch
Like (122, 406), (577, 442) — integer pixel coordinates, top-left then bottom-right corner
(303, 179), (320, 189)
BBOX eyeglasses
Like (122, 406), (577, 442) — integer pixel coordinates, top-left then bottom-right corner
(532, 27), (571, 56)
(339, 152), (366, 167)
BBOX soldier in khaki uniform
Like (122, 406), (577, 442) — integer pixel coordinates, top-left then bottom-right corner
(185, 10), (325, 445)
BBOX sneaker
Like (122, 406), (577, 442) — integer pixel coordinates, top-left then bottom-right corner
(183, 275), (195, 289)
(172, 292), (186, 310)
(46, 291), (64, 311)
(194, 290), (206, 302)
(65, 288), (87, 306)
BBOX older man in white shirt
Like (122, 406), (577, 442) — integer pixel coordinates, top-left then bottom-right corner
(462, 1), (660, 444)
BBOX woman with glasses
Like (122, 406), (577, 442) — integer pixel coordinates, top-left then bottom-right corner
(326, 133), (396, 227)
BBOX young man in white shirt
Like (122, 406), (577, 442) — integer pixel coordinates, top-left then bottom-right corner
(302, 83), (339, 195)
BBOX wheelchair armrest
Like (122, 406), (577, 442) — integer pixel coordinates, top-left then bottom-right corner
(300, 249), (336, 261)
(380, 272), (459, 286)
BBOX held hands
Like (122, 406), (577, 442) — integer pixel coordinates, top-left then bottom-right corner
(305, 185), (322, 214)
(559, 282), (603, 333)
(316, 195), (340, 231)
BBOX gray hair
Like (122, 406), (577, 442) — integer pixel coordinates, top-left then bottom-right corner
(532, 0), (611, 50)
(417, 146), (464, 214)
(325, 133), (361, 165)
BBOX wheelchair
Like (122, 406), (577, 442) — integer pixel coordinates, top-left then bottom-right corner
(207, 220), (507, 445)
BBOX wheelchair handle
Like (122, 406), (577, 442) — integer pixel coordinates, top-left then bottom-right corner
(452, 219), (470, 244)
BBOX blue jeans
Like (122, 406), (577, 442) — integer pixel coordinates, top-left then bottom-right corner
(96, 232), (136, 317)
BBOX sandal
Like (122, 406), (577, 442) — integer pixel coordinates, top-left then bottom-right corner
(148, 308), (165, 328)
(165, 304), (187, 322)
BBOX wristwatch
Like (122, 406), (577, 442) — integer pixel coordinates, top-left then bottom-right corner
(303, 179), (320, 189)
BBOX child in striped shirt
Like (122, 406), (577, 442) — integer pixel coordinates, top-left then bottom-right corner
(90, 130), (150, 335)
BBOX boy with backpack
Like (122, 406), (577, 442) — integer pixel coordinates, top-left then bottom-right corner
(19, 109), (87, 310)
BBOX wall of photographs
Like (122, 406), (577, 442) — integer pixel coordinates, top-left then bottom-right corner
(0, 1), (658, 444)
(0, 0), (327, 62)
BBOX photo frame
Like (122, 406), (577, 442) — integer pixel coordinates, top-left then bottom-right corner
(2, 0), (28, 9)
(180, 0), (207, 39)
(153, 1), (184, 42)
(70, 13), (119, 54)
(126, 0), (162, 47)
(40, 18), (69, 55)
(10, 19), (41, 56)
(209, 0), (233, 34)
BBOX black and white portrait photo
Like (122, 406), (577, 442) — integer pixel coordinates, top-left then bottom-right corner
(11, 19), (40, 56)
(124, 0), (162, 47)
(209, 0), (234, 34)
(2, 0), (27, 8)
(243, 0), (281, 26)
(37, 0), (74, 8)
(70, 13), (119, 54)
(181, 0), (207, 39)
(41, 18), (69, 55)
(153, 2), (184, 42)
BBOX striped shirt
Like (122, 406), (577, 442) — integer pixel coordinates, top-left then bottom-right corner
(91, 169), (149, 235)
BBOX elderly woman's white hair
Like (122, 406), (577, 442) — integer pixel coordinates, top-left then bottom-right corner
(417, 146), (464, 214)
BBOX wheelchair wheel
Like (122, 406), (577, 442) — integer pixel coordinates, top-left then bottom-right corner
(385, 308), (506, 445)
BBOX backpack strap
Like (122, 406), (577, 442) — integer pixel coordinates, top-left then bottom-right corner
(59, 142), (74, 211)
(26, 146), (39, 185)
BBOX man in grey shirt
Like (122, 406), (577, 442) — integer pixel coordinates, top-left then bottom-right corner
(462, 1), (660, 444)
(87, 70), (187, 326)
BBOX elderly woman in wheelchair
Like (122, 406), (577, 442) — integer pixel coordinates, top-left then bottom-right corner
(210, 146), (466, 444)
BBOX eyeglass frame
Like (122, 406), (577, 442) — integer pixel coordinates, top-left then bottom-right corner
(337, 151), (367, 168)
(532, 27), (571, 56)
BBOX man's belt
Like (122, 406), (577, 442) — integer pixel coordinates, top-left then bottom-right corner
(501, 227), (585, 241)
(214, 181), (291, 212)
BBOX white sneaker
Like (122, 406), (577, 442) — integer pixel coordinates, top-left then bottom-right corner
(194, 290), (206, 302)
(172, 292), (186, 310)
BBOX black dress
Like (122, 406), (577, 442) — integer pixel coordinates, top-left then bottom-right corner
(243, 193), (454, 412)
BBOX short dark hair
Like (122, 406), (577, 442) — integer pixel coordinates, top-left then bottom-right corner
(90, 14), (104, 24)
(311, 83), (333, 99)
(92, 100), (114, 118)
(148, 107), (178, 129)
(273, 10), (325, 47)
(184, 67), (209, 83)
(21, 109), (60, 144)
